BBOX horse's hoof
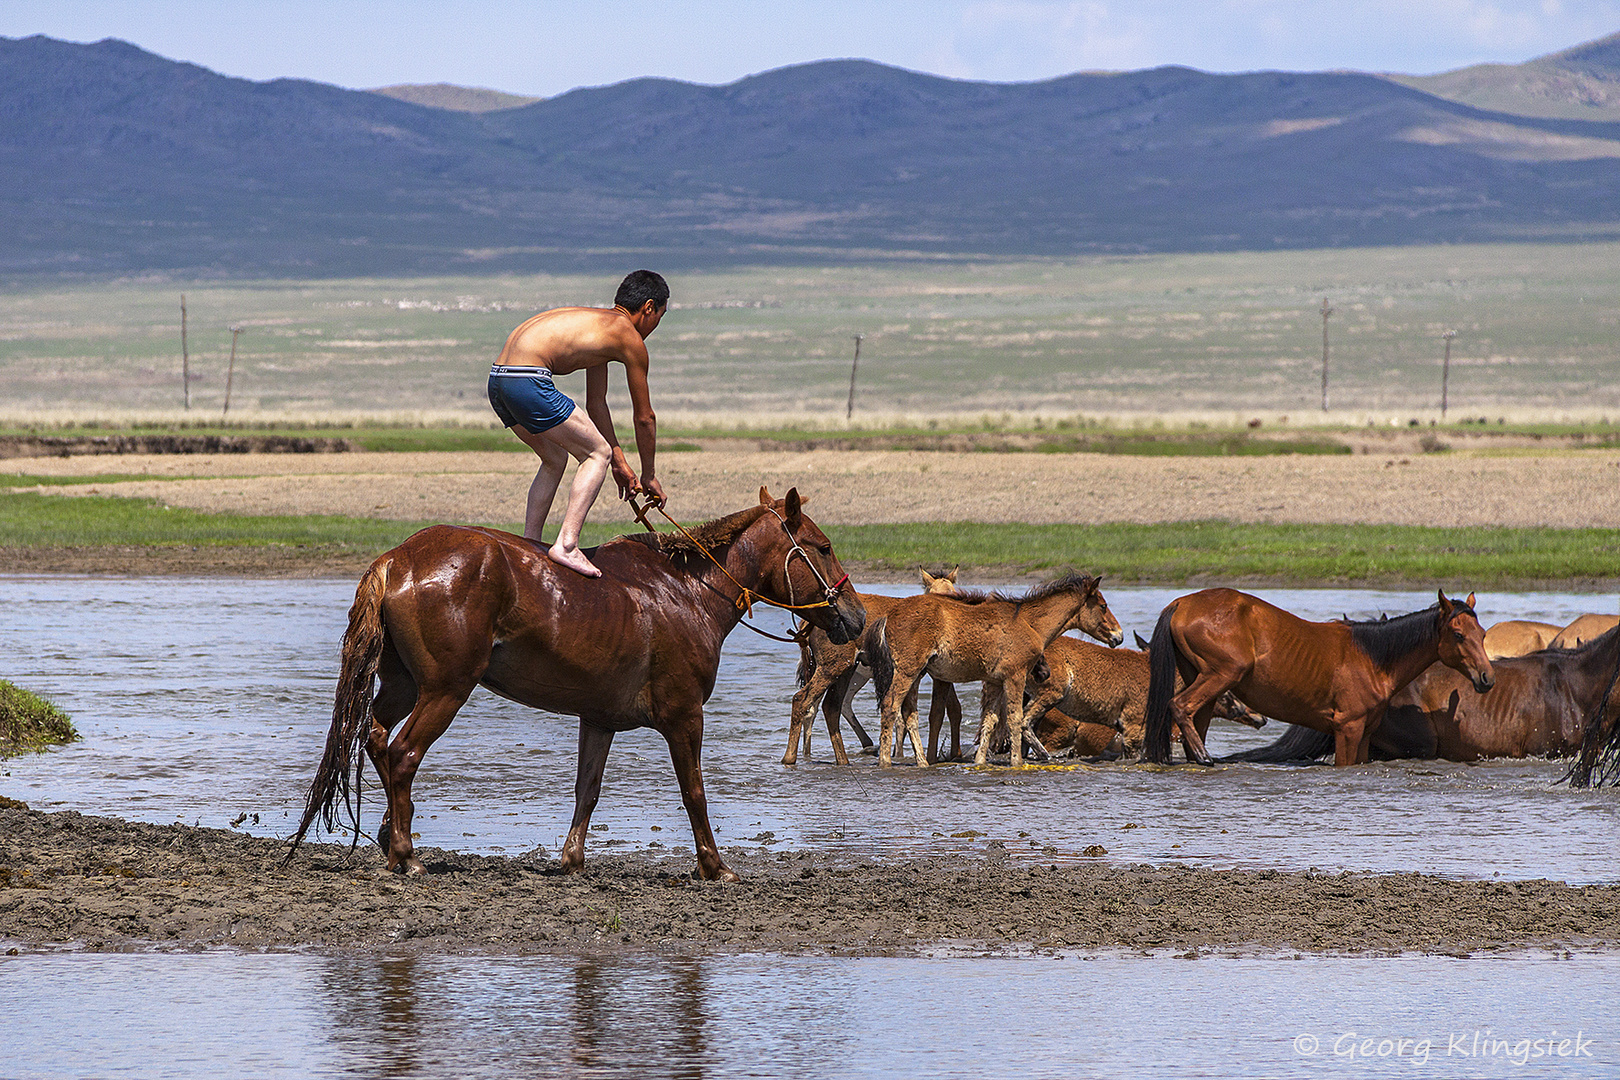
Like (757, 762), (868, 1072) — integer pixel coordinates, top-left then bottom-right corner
(403, 857), (427, 876)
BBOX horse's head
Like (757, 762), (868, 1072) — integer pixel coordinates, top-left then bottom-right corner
(755, 486), (865, 645)
(920, 565), (959, 595)
(1064, 575), (1125, 648)
(1438, 589), (1494, 693)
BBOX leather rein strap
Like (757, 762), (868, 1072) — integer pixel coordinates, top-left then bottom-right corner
(627, 495), (849, 644)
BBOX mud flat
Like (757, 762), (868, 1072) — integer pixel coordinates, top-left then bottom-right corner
(2, 807), (1615, 956)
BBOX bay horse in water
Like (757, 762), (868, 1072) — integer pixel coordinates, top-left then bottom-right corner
(867, 573), (1123, 767)
(1236, 624), (1620, 766)
(1144, 589), (1493, 766)
(289, 488), (865, 881)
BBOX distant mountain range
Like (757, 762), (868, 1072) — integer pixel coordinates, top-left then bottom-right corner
(2, 32), (1619, 276)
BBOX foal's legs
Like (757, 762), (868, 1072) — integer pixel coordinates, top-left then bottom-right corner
(785, 651), (845, 765)
(561, 720), (615, 872)
(820, 668), (857, 765)
(662, 709), (738, 881)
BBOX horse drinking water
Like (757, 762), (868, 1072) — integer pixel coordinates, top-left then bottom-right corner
(289, 487), (865, 881)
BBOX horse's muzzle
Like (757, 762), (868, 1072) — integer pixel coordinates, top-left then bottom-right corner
(825, 596), (866, 645)
(1472, 672), (1496, 693)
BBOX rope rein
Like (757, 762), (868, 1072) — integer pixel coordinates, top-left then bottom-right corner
(627, 495), (849, 644)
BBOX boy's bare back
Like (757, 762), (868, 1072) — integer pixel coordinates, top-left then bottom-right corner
(498, 307), (648, 376)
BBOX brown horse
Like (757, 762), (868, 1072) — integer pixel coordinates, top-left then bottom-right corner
(1237, 624), (1620, 765)
(783, 567), (961, 766)
(1484, 620), (1562, 659)
(289, 488), (865, 881)
(1551, 613), (1620, 650)
(1024, 636), (1266, 757)
(1144, 589), (1493, 766)
(868, 573), (1123, 767)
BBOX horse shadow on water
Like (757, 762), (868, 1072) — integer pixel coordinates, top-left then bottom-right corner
(288, 487), (865, 882)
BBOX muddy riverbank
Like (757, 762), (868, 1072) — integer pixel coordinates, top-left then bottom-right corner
(2, 806), (1615, 956)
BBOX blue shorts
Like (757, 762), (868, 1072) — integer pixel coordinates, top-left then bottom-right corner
(488, 367), (576, 434)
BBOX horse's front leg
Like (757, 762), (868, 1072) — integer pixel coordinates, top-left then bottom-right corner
(1003, 671), (1031, 769)
(560, 720), (615, 873)
(663, 709), (737, 882)
(975, 681), (1005, 766)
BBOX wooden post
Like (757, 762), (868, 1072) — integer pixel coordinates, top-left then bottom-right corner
(223, 325), (242, 419)
(180, 295), (190, 410)
(1319, 298), (1334, 412)
(1441, 330), (1456, 419)
(845, 334), (865, 420)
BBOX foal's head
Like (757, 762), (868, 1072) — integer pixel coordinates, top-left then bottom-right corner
(1437, 590), (1495, 694)
(1060, 574), (1124, 648)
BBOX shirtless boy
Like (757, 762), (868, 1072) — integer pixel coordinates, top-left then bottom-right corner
(488, 270), (669, 577)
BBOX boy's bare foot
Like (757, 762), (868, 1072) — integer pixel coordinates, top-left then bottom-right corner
(547, 544), (602, 578)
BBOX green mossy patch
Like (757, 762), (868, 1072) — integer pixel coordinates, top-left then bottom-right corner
(0, 680), (79, 758)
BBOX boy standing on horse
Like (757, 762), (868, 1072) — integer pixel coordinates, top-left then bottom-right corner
(488, 270), (669, 577)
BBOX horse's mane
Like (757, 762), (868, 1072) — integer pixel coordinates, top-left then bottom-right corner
(1347, 600), (1476, 667)
(617, 505), (771, 567)
(941, 571), (1097, 609)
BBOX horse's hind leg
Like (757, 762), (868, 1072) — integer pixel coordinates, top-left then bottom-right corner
(786, 656), (840, 765)
(365, 635), (417, 848)
(561, 719), (615, 873)
(380, 687), (472, 874)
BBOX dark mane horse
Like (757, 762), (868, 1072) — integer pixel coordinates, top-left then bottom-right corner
(1235, 624), (1620, 767)
(1144, 588), (1493, 766)
(288, 487), (865, 881)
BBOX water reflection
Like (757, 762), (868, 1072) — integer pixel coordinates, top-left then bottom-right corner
(4, 951), (1617, 1079)
(313, 952), (716, 1079)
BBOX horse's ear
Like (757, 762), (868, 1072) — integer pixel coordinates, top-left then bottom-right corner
(1465, 591), (1476, 610)
(784, 487), (802, 524)
(1437, 588), (1453, 614)
(759, 486), (774, 506)
(919, 567), (936, 586)
(947, 565), (959, 583)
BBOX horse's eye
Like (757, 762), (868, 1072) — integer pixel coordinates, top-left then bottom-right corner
(819, 544), (832, 556)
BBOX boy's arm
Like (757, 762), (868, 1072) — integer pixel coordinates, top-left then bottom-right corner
(621, 343), (662, 506)
(584, 365), (639, 499)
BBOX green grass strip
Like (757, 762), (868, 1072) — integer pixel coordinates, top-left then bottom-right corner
(825, 520), (1620, 587)
(3, 492), (1618, 586)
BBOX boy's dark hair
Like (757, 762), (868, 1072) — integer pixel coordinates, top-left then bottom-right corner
(615, 270), (669, 314)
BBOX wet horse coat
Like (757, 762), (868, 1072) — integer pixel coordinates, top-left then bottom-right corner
(1144, 589), (1493, 766)
(290, 489), (864, 881)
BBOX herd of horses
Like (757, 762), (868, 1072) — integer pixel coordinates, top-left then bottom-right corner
(290, 491), (1620, 881)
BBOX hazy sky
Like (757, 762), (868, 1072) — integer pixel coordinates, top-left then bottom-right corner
(4, 1), (1618, 96)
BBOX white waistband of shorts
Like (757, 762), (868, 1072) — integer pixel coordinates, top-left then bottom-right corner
(490, 364), (553, 378)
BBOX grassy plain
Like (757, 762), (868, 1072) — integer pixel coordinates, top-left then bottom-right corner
(4, 243), (1620, 426)
(4, 490), (1617, 588)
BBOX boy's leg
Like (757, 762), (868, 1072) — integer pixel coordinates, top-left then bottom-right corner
(509, 428), (570, 541)
(531, 409), (612, 577)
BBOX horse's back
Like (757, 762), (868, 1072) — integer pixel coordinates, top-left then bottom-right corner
(1551, 613), (1620, 650)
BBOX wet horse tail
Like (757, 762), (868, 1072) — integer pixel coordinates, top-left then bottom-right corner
(287, 557), (390, 861)
(1142, 601), (1181, 764)
(1223, 723), (1335, 763)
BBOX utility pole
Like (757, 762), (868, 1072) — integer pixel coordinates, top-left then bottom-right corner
(180, 295), (190, 410)
(223, 325), (242, 419)
(1441, 329), (1456, 419)
(845, 334), (865, 420)
(1319, 297), (1334, 412)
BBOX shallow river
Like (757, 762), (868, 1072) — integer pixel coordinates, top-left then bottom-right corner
(2, 577), (1616, 883)
(3, 577), (1619, 1079)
